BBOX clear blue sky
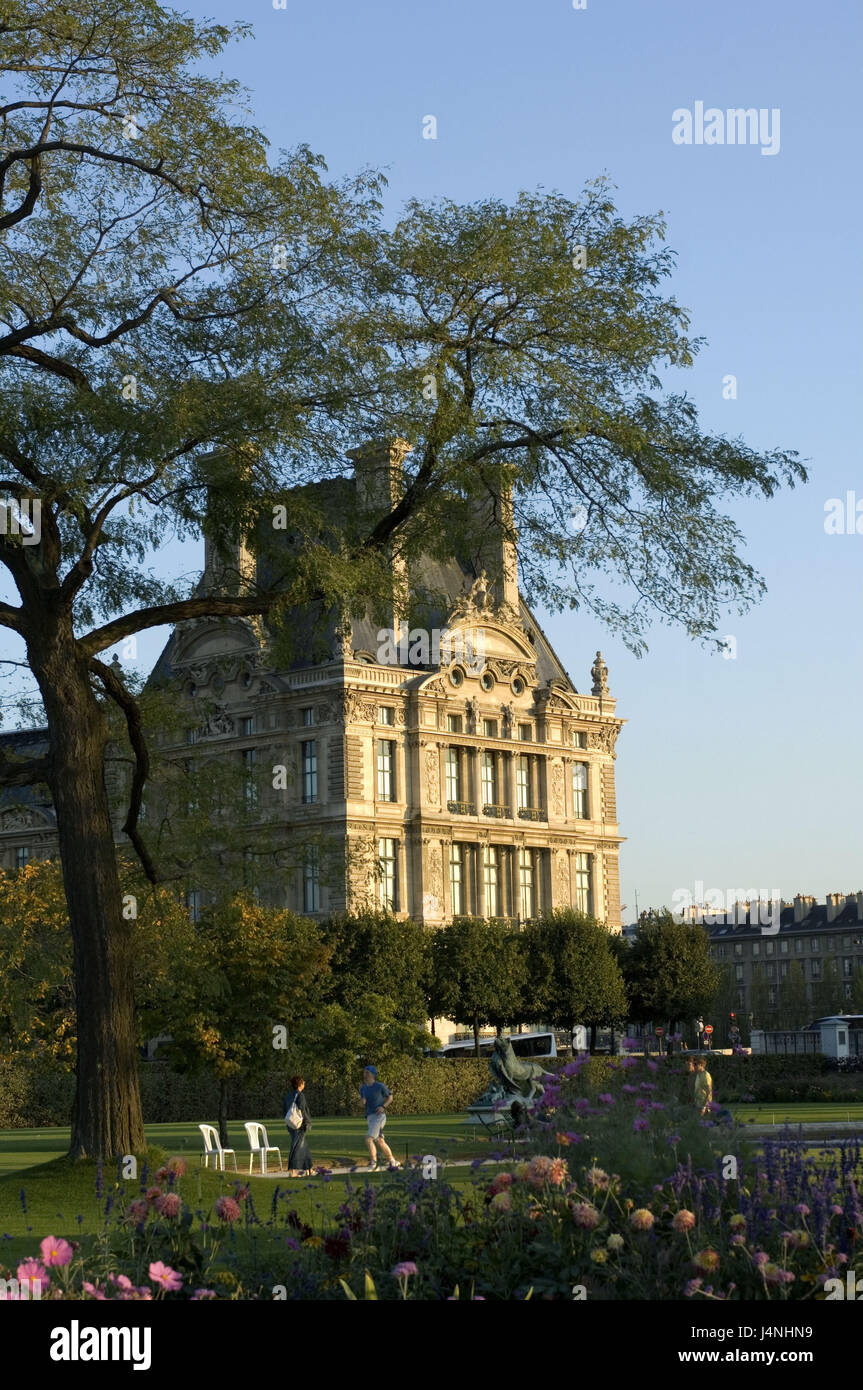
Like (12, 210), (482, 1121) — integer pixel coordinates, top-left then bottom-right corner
(7, 0), (863, 914)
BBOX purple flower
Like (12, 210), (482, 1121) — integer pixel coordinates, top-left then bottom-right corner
(598, 1093), (615, 1106)
(633, 1118), (649, 1133)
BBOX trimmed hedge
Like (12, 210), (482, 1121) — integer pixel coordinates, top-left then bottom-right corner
(0, 1056), (492, 1128)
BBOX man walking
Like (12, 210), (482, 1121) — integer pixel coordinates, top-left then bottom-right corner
(360, 1065), (400, 1171)
(694, 1057), (713, 1116)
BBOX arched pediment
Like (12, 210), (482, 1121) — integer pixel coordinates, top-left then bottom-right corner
(0, 804), (56, 833)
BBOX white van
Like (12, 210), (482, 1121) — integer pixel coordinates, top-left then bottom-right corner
(434, 1030), (558, 1060)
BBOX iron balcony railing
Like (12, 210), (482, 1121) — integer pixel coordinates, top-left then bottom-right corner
(518, 806), (547, 821)
(482, 804), (512, 818)
(447, 800), (477, 815)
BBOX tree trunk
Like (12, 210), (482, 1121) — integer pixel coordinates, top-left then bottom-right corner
(218, 1079), (229, 1148)
(32, 626), (145, 1160)
(473, 1011), (480, 1058)
(589, 1022), (597, 1055)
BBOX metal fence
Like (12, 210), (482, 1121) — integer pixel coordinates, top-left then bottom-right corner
(758, 1031), (821, 1056)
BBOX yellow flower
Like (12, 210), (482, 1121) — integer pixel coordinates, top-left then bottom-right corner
(729, 1213), (747, 1231)
(303, 1235), (323, 1248)
(591, 1248), (607, 1264)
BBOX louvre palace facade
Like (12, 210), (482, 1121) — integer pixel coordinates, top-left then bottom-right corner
(0, 443), (625, 932)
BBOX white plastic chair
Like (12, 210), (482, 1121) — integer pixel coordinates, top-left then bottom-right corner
(244, 1121), (284, 1175)
(198, 1122), (238, 1172)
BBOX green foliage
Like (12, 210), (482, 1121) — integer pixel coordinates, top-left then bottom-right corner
(620, 910), (718, 1027)
(523, 910), (627, 1034)
(775, 961), (810, 1030)
(749, 964), (772, 1028)
(429, 918), (527, 1052)
(321, 911), (432, 1023)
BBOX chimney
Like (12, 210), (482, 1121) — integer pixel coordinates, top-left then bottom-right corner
(349, 439), (411, 627)
(471, 470), (520, 614)
(856, 891), (863, 922)
(826, 892), (846, 924)
(199, 449), (255, 595)
(793, 894), (811, 924)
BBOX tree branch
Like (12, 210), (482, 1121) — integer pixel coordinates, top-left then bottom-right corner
(80, 594), (280, 657)
(89, 656), (157, 886)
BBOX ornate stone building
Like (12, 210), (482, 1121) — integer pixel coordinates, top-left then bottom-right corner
(0, 443), (625, 932)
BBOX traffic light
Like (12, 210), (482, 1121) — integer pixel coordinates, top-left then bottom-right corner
(729, 1011), (736, 1020)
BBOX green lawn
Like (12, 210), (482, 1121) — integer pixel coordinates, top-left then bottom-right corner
(0, 1113), (509, 1265)
(731, 1102), (863, 1126)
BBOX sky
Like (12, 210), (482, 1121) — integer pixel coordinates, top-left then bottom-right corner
(4, 0), (862, 915)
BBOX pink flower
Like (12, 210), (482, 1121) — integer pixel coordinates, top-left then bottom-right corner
(16, 1258), (47, 1290)
(82, 1281), (106, 1299)
(489, 1173), (513, 1195)
(109, 1273), (134, 1291)
(192, 1289), (217, 1300)
(149, 1261), (182, 1292)
(630, 1208), (654, 1231)
(166, 1156), (187, 1177)
(684, 1278), (703, 1296)
(672, 1210), (696, 1233)
(549, 1158), (569, 1187)
(127, 1199), (149, 1224)
(585, 1167), (610, 1190)
(571, 1202), (600, 1230)
(154, 1192), (180, 1219)
(525, 1155), (555, 1188)
(392, 1262), (418, 1278)
(214, 1195), (241, 1223)
(39, 1236), (73, 1268)
(145, 1187), (162, 1203)
(490, 1190), (512, 1213)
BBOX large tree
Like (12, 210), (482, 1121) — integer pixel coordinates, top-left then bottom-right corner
(523, 910), (627, 1049)
(621, 910), (718, 1033)
(429, 917), (526, 1055)
(0, 2), (803, 1157)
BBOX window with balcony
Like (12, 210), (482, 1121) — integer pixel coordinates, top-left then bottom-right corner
(519, 849), (536, 920)
(481, 751), (497, 807)
(303, 847), (320, 913)
(378, 838), (397, 911)
(516, 754), (530, 811)
(572, 762), (589, 818)
(242, 748), (257, 809)
(574, 852), (592, 915)
(449, 843), (464, 916)
(377, 739), (395, 801)
(446, 747), (461, 802)
(482, 845), (500, 917)
(301, 740), (318, 804)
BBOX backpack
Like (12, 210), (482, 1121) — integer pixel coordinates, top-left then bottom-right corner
(285, 1092), (303, 1131)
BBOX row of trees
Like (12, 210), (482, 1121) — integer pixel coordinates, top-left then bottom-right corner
(1, 863), (721, 1133)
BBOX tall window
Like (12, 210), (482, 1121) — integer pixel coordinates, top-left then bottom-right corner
(518, 723), (532, 742)
(186, 726), (200, 745)
(302, 707), (315, 727)
(483, 718), (498, 738)
(574, 852), (592, 915)
(810, 959), (822, 980)
(516, 754), (530, 810)
(15, 845), (30, 870)
(449, 843), (464, 916)
(572, 730), (587, 748)
(482, 845), (499, 917)
(518, 849), (535, 920)
(303, 847), (320, 912)
(302, 740), (318, 803)
(377, 739), (395, 801)
(378, 706), (394, 725)
(242, 748), (257, 809)
(378, 838), (397, 910)
(447, 714), (462, 733)
(240, 716), (255, 737)
(187, 889), (202, 923)
(481, 751), (497, 807)
(445, 747), (460, 802)
(572, 763), (589, 818)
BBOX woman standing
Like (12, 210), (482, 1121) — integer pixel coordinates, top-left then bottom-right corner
(284, 1075), (313, 1176)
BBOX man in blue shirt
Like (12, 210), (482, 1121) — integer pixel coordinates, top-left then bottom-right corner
(360, 1065), (399, 1171)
